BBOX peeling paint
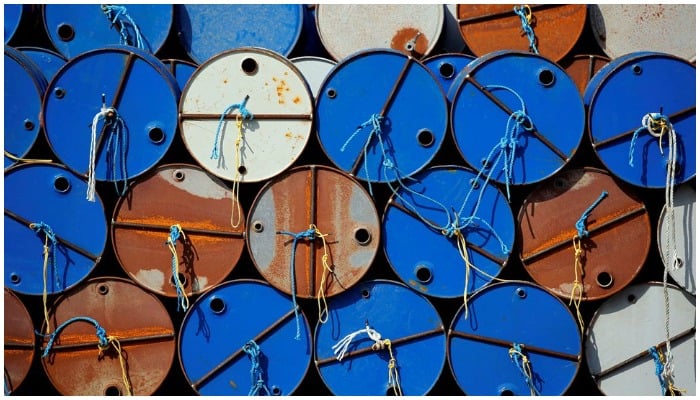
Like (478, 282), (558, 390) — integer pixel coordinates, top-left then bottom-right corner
(135, 269), (166, 291)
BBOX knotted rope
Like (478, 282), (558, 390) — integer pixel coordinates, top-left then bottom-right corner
(242, 340), (271, 396)
(88, 95), (128, 201)
(166, 224), (188, 312)
(30, 221), (60, 334)
(514, 5), (539, 54)
(508, 343), (539, 395)
(101, 4), (147, 50)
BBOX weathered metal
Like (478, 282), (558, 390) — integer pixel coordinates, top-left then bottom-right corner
(161, 58), (197, 93)
(247, 165), (379, 299)
(4, 289), (35, 395)
(456, 4), (587, 62)
(518, 167), (650, 301)
(41, 276), (175, 395)
(558, 53), (610, 95)
(111, 163), (245, 298)
(658, 183), (696, 295)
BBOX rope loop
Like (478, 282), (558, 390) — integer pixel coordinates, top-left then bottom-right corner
(508, 343), (540, 395)
(575, 190), (608, 238)
(211, 96), (253, 160)
(102, 4), (147, 50)
(242, 340), (271, 396)
(514, 5), (539, 54)
(166, 224), (189, 312)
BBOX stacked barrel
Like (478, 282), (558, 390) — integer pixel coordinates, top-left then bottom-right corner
(4, 4), (695, 396)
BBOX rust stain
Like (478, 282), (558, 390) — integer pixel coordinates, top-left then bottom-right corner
(293, 96), (301, 104)
(285, 132), (293, 138)
(43, 327), (175, 346)
(391, 27), (430, 57)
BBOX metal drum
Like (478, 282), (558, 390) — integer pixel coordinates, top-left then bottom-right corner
(559, 54), (610, 96)
(455, 5), (588, 63)
(315, 4), (444, 61)
(316, 49), (448, 184)
(314, 279), (446, 395)
(586, 52), (695, 189)
(17, 46), (68, 87)
(175, 4), (304, 64)
(658, 183), (696, 295)
(435, 5), (469, 53)
(290, 56), (336, 99)
(4, 46), (47, 169)
(4, 4), (27, 44)
(179, 279), (312, 396)
(585, 282), (696, 395)
(111, 163), (246, 300)
(589, 4), (696, 62)
(247, 165), (379, 300)
(43, 4), (173, 58)
(450, 50), (584, 187)
(179, 47), (314, 183)
(518, 167), (650, 301)
(40, 276), (176, 396)
(162, 58), (197, 93)
(423, 53), (475, 97)
(4, 289), (35, 395)
(382, 165), (514, 298)
(5, 163), (107, 295)
(449, 281), (582, 395)
(42, 45), (180, 190)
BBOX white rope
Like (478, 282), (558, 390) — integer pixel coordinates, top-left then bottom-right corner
(332, 324), (383, 362)
(87, 97), (112, 202)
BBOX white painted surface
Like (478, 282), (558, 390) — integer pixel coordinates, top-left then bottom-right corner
(291, 56), (336, 99)
(659, 184), (696, 295)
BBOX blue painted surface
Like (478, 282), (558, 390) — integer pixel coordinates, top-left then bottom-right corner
(43, 4), (173, 59)
(4, 4), (25, 44)
(18, 46), (67, 86)
(585, 52), (696, 188)
(162, 58), (197, 93)
(449, 281), (581, 395)
(382, 165), (514, 298)
(4, 46), (46, 169)
(316, 49), (448, 183)
(42, 46), (180, 183)
(179, 280), (311, 396)
(4, 163), (107, 295)
(423, 53), (475, 97)
(175, 4), (304, 64)
(450, 50), (584, 186)
(315, 279), (446, 395)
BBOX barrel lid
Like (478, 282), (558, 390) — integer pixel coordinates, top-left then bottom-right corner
(43, 4), (173, 58)
(587, 52), (696, 188)
(179, 279), (312, 396)
(175, 4), (304, 64)
(314, 279), (446, 395)
(448, 281), (581, 395)
(17, 46), (68, 88)
(111, 163), (246, 299)
(4, 289), (35, 395)
(450, 50), (584, 187)
(589, 4), (696, 62)
(5, 162), (107, 296)
(383, 165), (514, 298)
(180, 47), (314, 183)
(42, 45), (180, 186)
(290, 56), (336, 99)
(316, 49), (448, 184)
(423, 53), (475, 97)
(4, 4), (25, 45)
(559, 53), (610, 96)
(585, 282), (696, 395)
(41, 276), (176, 395)
(658, 183), (696, 295)
(316, 4), (444, 61)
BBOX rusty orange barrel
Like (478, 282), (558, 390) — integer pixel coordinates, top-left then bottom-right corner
(517, 167), (650, 302)
(40, 276), (175, 396)
(111, 163), (245, 304)
(456, 4), (587, 63)
(4, 289), (35, 395)
(247, 165), (380, 302)
(559, 54), (611, 96)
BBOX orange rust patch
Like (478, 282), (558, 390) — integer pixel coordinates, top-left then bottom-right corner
(293, 96), (301, 104)
(390, 27), (429, 57)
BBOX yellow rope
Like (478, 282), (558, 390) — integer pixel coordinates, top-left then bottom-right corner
(4, 150), (52, 164)
(311, 224), (334, 324)
(99, 336), (132, 396)
(385, 339), (403, 396)
(231, 115), (244, 228)
(508, 345), (537, 395)
(656, 346), (686, 396)
(569, 236), (585, 335)
(522, 4), (533, 24)
(167, 224), (189, 311)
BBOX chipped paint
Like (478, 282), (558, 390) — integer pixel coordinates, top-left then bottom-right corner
(135, 269), (166, 291)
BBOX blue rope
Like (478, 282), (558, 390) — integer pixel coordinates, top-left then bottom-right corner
(629, 112), (670, 167)
(242, 340), (271, 396)
(575, 191), (608, 238)
(340, 113), (386, 198)
(648, 346), (668, 395)
(30, 222), (61, 291)
(514, 5), (539, 54)
(277, 228), (317, 340)
(509, 343), (540, 396)
(167, 225), (188, 312)
(39, 316), (109, 358)
(103, 111), (129, 197)
(102, 4), (147, 50)
(211, 96), (253, 160)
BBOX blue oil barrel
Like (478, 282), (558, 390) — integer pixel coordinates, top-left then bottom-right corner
(17, 46), (67, 87)
(4, 4), (28, 45)
(175, 4), (304, 65)
(449, 281), (582, 395)
(4, 46), (47, 169)
(450, 50), (584, 188)
(161, 58), (197, 93)
(43, 4), (173, 58)
(42, 45), (180, 191)
(382, 165), (513, 298)
(423, 53), (475, 97)
(314, 279), (446, 395)
(585, 52), (695, 188)
(4, 163), (107, 295)
(316, 49), (448, 185)
(179, 280), (312, 396)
